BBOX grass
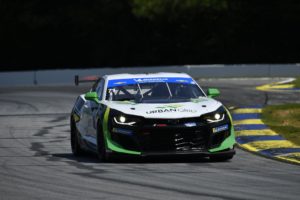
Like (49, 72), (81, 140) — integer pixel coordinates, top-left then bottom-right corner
(291, 77), (300, 88)
(262, 104), (300, 146)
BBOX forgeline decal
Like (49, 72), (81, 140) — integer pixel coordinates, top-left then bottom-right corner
(212, 124), (229, 133)
(146, 105), (197, 114)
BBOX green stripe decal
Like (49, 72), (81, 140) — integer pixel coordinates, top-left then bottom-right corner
(103, 107), (141, 155)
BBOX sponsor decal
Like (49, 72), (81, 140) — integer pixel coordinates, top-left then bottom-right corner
(134, 78), (168, 83)
(116, 101), (136, 105)
(112, 128), (133, 135)
(176, 79), (188, 83)
(114, 82), (127, 85)
(184, 122), (197, 127)
(146, 104), (197, 114)
(212, 124), (229, 133)
(190, 98), (209, 103)
(153, 124), (168, 127)
(155, 104), (183, 109)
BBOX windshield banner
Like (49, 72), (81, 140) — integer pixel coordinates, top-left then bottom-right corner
(108, 77), (196, 88)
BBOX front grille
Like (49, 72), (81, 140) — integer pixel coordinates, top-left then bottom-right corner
(138, 127), (209, 152)
(174, 131), (207, 151)
(143, 117), (204, 126)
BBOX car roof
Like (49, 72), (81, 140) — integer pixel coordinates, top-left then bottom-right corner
(104, 72), (191, 81)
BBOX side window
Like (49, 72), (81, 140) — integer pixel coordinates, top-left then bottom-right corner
(91, 79), (100, 92)
(96, 79), (105, 100)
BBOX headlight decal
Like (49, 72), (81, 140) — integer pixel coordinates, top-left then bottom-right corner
(202, 106), (227, 123)
(206, 113), (225, 123)
(110, 109), (141, 127)
(113, 116), (137, 126)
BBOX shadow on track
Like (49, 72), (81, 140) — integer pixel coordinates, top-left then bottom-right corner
(51, 153), (233, 164)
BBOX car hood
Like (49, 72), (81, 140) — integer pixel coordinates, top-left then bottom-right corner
(104, 97), (223, 119)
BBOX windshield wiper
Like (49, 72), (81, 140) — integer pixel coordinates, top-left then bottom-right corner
(165, 82), (173, 99)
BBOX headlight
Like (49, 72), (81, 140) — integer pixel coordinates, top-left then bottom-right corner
(202, 106), (226, 123)
(113, 115), (137, 126)
(119, 116), (126, 123)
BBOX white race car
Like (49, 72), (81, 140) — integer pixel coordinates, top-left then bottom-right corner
(71, 73), (235, 161)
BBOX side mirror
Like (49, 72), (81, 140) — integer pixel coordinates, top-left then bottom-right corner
(207, 88), (220, 98)
(84, 92), (99, 103)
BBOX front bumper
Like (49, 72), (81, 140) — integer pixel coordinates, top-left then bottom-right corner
(105, 148), (235, 159)
(103, 108), (236, 156)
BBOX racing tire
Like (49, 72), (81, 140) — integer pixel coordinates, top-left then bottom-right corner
(209, 154), (234, 162)
(70, 118), (84, 156)
(97, 122), (108, 162)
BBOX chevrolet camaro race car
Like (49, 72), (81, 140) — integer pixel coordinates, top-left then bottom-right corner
(70, 73), (235, 161)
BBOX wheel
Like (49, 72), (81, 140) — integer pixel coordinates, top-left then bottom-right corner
(70, 117), (84, 156)
(210, 154), (234, 162)
(97, 122), (108, 162)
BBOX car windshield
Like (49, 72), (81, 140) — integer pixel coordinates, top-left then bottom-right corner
(106, 77), (205, 103)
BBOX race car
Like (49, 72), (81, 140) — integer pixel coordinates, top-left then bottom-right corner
(70, 73), (235, 161)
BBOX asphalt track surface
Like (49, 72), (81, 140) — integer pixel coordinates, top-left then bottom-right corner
(0, 79), (300, 200)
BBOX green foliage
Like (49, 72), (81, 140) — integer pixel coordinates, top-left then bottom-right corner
(131, 0), (228, 20)
(262, 104), (300, 146)
(1, 0), (300, 70)
(292, 77), (300, 88)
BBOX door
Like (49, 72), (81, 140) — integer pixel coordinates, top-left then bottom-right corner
(87, 78), (105, 142)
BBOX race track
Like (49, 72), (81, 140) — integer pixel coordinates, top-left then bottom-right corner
(0, 79), (299, 200)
